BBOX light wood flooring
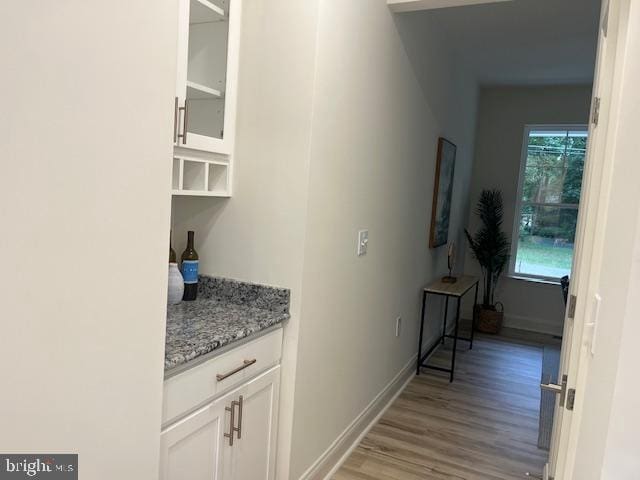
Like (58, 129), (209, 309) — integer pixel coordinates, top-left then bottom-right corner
(334, 332), (553, 480)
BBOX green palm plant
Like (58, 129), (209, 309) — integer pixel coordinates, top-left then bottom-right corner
(465, 189), (510, 307)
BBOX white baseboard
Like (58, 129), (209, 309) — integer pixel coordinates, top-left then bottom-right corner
(298, 355), (416, 480)
(504, 313), (563, 337)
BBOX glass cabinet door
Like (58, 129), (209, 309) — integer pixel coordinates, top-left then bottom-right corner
(176, 0), (234, 154)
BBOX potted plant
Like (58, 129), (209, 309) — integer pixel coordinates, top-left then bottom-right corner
(465, 189), (510, 334)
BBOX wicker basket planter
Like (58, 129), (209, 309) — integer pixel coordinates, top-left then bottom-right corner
(475, 302), (504, 334)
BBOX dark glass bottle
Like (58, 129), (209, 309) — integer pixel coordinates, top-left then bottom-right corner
(169, 231), (177, 263)
(181, 231), (199, 301)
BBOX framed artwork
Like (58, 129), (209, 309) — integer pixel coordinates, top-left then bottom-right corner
(429, 137), (457, 248)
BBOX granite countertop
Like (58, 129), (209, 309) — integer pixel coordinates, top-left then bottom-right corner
(165, 276), (290, 373)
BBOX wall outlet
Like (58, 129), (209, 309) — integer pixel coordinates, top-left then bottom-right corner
(357, 229), (369, 256)
(395, 316), (402, 337)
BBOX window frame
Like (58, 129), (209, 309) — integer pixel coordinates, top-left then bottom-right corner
(509, 124), (589, 283)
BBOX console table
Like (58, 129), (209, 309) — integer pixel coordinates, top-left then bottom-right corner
(416, 275), (479, 382)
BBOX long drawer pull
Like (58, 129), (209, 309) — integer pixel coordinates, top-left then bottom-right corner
(216, 359), (257, 381)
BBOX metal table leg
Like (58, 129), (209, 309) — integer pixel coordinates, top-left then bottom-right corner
(450, 297), (461, 383)
(470, 282), (479, 350)
(416, 290), (427, 375)
(441, 296), (449, 345)
(420, 278), (480, 382)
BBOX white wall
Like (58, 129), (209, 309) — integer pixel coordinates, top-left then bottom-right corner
(170, 0), (320, 477)
(0, 1), (176, 478)
(465, 86), (593, 336)
(170, 2), (640, 479)
(289, 2), (478, 477)
(172, 1), (478, 478)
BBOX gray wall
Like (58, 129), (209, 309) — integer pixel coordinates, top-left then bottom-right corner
(465, 85), (593, 335)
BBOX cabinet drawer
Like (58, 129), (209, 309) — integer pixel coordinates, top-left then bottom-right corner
(163, 328), (282, 426)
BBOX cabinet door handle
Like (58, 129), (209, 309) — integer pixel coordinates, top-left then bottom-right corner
(236, 395), (243, 439)
(216, 359), (257, 381)
(182, 99), (188, 144)
(224, 396), (243, 446)
(173, 97), (179, 144)
(177, 100), (188, 144)
(224, 402), (236, 446)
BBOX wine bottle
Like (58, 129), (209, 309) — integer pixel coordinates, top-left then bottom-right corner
(181, 231), (199, 301)
(169, 231), (177, 263)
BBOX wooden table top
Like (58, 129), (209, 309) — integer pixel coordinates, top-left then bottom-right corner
(424, 275), (479, 297)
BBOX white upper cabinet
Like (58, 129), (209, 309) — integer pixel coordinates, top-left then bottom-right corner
(174, 0), (241, 157)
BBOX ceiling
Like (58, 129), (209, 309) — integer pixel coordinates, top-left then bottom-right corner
(412, 0), (601, 85)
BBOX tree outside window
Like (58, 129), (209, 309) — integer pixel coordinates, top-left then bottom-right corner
(511, 126), (588, 280)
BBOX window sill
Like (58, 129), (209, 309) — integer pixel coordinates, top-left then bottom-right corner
(506, 275), (561, 286)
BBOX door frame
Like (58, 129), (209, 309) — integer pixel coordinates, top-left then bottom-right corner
(548, 0), (632, 478)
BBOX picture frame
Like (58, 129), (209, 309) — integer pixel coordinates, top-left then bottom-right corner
(429, 137), (457, 248)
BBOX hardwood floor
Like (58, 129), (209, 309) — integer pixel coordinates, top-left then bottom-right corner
(333, 334), (550, 480)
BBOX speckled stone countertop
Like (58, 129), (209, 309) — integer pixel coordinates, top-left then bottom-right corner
(165, 276), (290, 373)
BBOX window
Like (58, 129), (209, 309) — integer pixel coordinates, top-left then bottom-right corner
(510, 125), (588, 281)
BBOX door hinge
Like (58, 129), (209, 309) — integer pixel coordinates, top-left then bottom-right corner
(568, 294), (577, 319)
(592, 97), (601, 126)
(566, 388), (576, 410)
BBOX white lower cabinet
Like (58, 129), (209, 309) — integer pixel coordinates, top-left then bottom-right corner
(227, 367), (280, 480)
(160, 388), (232, 480)
(160, 366), (280, 480)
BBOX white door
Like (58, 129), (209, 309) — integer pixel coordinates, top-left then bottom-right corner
(159, 387), (236, 480)
(545, 1), (624, 478)
(229, 366), (281, 480)
(174, 0), (241, 155)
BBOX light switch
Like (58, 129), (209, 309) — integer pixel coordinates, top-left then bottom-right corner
(357, 229), (369, 256)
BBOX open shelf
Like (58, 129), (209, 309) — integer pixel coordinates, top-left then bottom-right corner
(171, 190), (230, 197)
(172, 158), (181, 190)
(187, 80), (223, 99)
(182, 160), (207, 191)
(207, 163), (228, 193)
(190, 0), (225, 24)
(171, 156), (230, 197)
